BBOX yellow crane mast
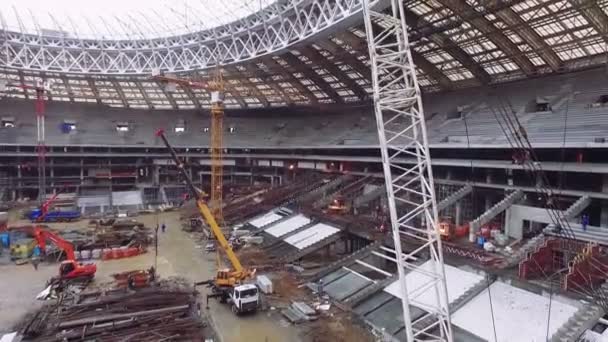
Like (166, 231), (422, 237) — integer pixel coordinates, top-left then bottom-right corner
(151, 70), (225, 224)
(209, 72), (224, 225)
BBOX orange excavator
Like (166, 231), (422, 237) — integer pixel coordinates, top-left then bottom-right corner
(33, 227), (97, 282)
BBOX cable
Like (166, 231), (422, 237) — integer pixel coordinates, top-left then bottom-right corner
(463, 106), (498, 341)
(487, 93), (608, 339)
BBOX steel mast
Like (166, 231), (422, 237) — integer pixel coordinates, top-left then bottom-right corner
(362, 0), (453, 341)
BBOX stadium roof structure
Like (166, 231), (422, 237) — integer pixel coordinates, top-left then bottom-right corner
(0, 0), (607, 110)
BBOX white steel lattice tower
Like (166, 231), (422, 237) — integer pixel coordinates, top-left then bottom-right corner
(362, 1), (453, 341)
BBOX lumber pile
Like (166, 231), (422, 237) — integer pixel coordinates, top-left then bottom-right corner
(21, 278), (206, 341)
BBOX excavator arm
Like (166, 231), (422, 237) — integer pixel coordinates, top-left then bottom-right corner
(155, 129), (245, 275)
(34, 227), (75, 260)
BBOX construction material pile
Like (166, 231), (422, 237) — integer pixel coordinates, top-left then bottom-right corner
(20, 278), (206, 341)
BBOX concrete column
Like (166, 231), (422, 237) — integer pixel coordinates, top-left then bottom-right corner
(455, 202), (462, 226)
(16, 163), (22, 200)
(153, 166), (160, 185)
(602, 175), (608, 227)
(108, 160), (113, 211)
(446, 170), (453, 180)
(50, 159), (54, 188)
(250, 167), (254, 185)
(485, 197), (492, 211)
(80, 159), (84, 182)
(486, 170), (493, 184)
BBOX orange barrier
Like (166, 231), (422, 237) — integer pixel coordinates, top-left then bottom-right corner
(101, 247), (143, 260)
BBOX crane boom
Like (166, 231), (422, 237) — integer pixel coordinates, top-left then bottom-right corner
(150, 71), (225, 224)
(155, 129), (243, 274)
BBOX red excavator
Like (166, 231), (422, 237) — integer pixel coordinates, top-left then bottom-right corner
(33, 227), (97, 281)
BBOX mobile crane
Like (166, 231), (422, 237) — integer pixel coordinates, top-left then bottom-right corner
(155, 129), (259, 315)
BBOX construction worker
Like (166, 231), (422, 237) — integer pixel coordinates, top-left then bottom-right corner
(582, 214), (589, 231)
(32, 244), (41, 270)
(161, 222), (166, 233)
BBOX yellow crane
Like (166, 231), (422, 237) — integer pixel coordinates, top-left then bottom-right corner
(151, 70), (225, 224)
(155, 129), (258, 315)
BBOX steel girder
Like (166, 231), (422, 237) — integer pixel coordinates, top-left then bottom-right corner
(244, 63), (292, 105)
(298, 45), (369, 101)
(279, 52), (344, 102)
(569, 0), (608, 42)
(436, 0), (536, 76)
(0, 0), (365, 75)
(404, 10), (492, 85)
(480, 0), (563, 71)
(261, 56), (319, 104)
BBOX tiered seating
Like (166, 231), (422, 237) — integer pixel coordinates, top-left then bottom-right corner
(0, 68), (606, 148)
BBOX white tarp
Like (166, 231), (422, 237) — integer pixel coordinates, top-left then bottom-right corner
(0, 333), (17, 342)
(451, 281), (578, 342)
(112, 190), (143, 206)
(384, 261), (484, 311)
(284, 223), (339, 250)
(249, 211), (283, 228)
(265, 214), (311, 237)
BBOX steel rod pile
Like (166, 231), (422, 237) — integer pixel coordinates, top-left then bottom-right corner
(21, 279), (206, 341)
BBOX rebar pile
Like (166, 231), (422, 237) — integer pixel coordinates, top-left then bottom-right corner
(20, 279), (206, 341)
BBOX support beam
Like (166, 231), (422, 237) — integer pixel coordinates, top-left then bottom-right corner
(61, 76), (75, 102)
(18, 71), (30, 100)
(569, 0), (608, 43)
(298, 46), (369, 101)
(437, 0), (536, 76)
(223, 80), (248, 109)
(227, 66), (269, 107)
(183, 86), (202, 110)
(318, 38), (371, 81)
(405, 10), (492, 85)
(341, 29), (453, 90)
(87, 78), (102, 105)
(111, 81), (129, 108)
(134, 82), (154, 109)
(410, 50), (455, 90)
(156, 81), (178, 109)
(245, 63), (292, 105)
(261, 57), (318, 105)
(279, 52), (344, 103)
(481, 0), (562, 71)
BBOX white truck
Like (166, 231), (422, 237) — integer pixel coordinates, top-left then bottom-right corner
(229, 284), (260, 315)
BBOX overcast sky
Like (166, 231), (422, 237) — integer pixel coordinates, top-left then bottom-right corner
(2, 0), (273, 39)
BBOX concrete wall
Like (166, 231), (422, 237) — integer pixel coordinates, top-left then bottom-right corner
(505, 204), (560, 239)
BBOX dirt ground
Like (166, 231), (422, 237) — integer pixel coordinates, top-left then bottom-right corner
(0, 211), (303, 342)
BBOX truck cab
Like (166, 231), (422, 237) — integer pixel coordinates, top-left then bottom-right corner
(230, 284), (259, 315)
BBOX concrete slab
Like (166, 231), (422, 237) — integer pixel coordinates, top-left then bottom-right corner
(323, 272), (373, 301)
(384, 261), (484, 312)
(249, 211), (283, 228)
(452, 281), (579, 342)
(284, 223), (339, 250)
(265, 214), (311, 237)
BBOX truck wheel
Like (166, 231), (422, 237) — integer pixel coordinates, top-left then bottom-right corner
(231, 304), (239, 315)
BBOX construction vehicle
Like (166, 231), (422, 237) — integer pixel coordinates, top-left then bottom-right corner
(26, 192), (81, 222)
(33, 227), (97, 282)
(27, 209), (80, 222)
(156, 129), (259, 315)
(327, 196), (349, 214)
(438, 216), (469, 241)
